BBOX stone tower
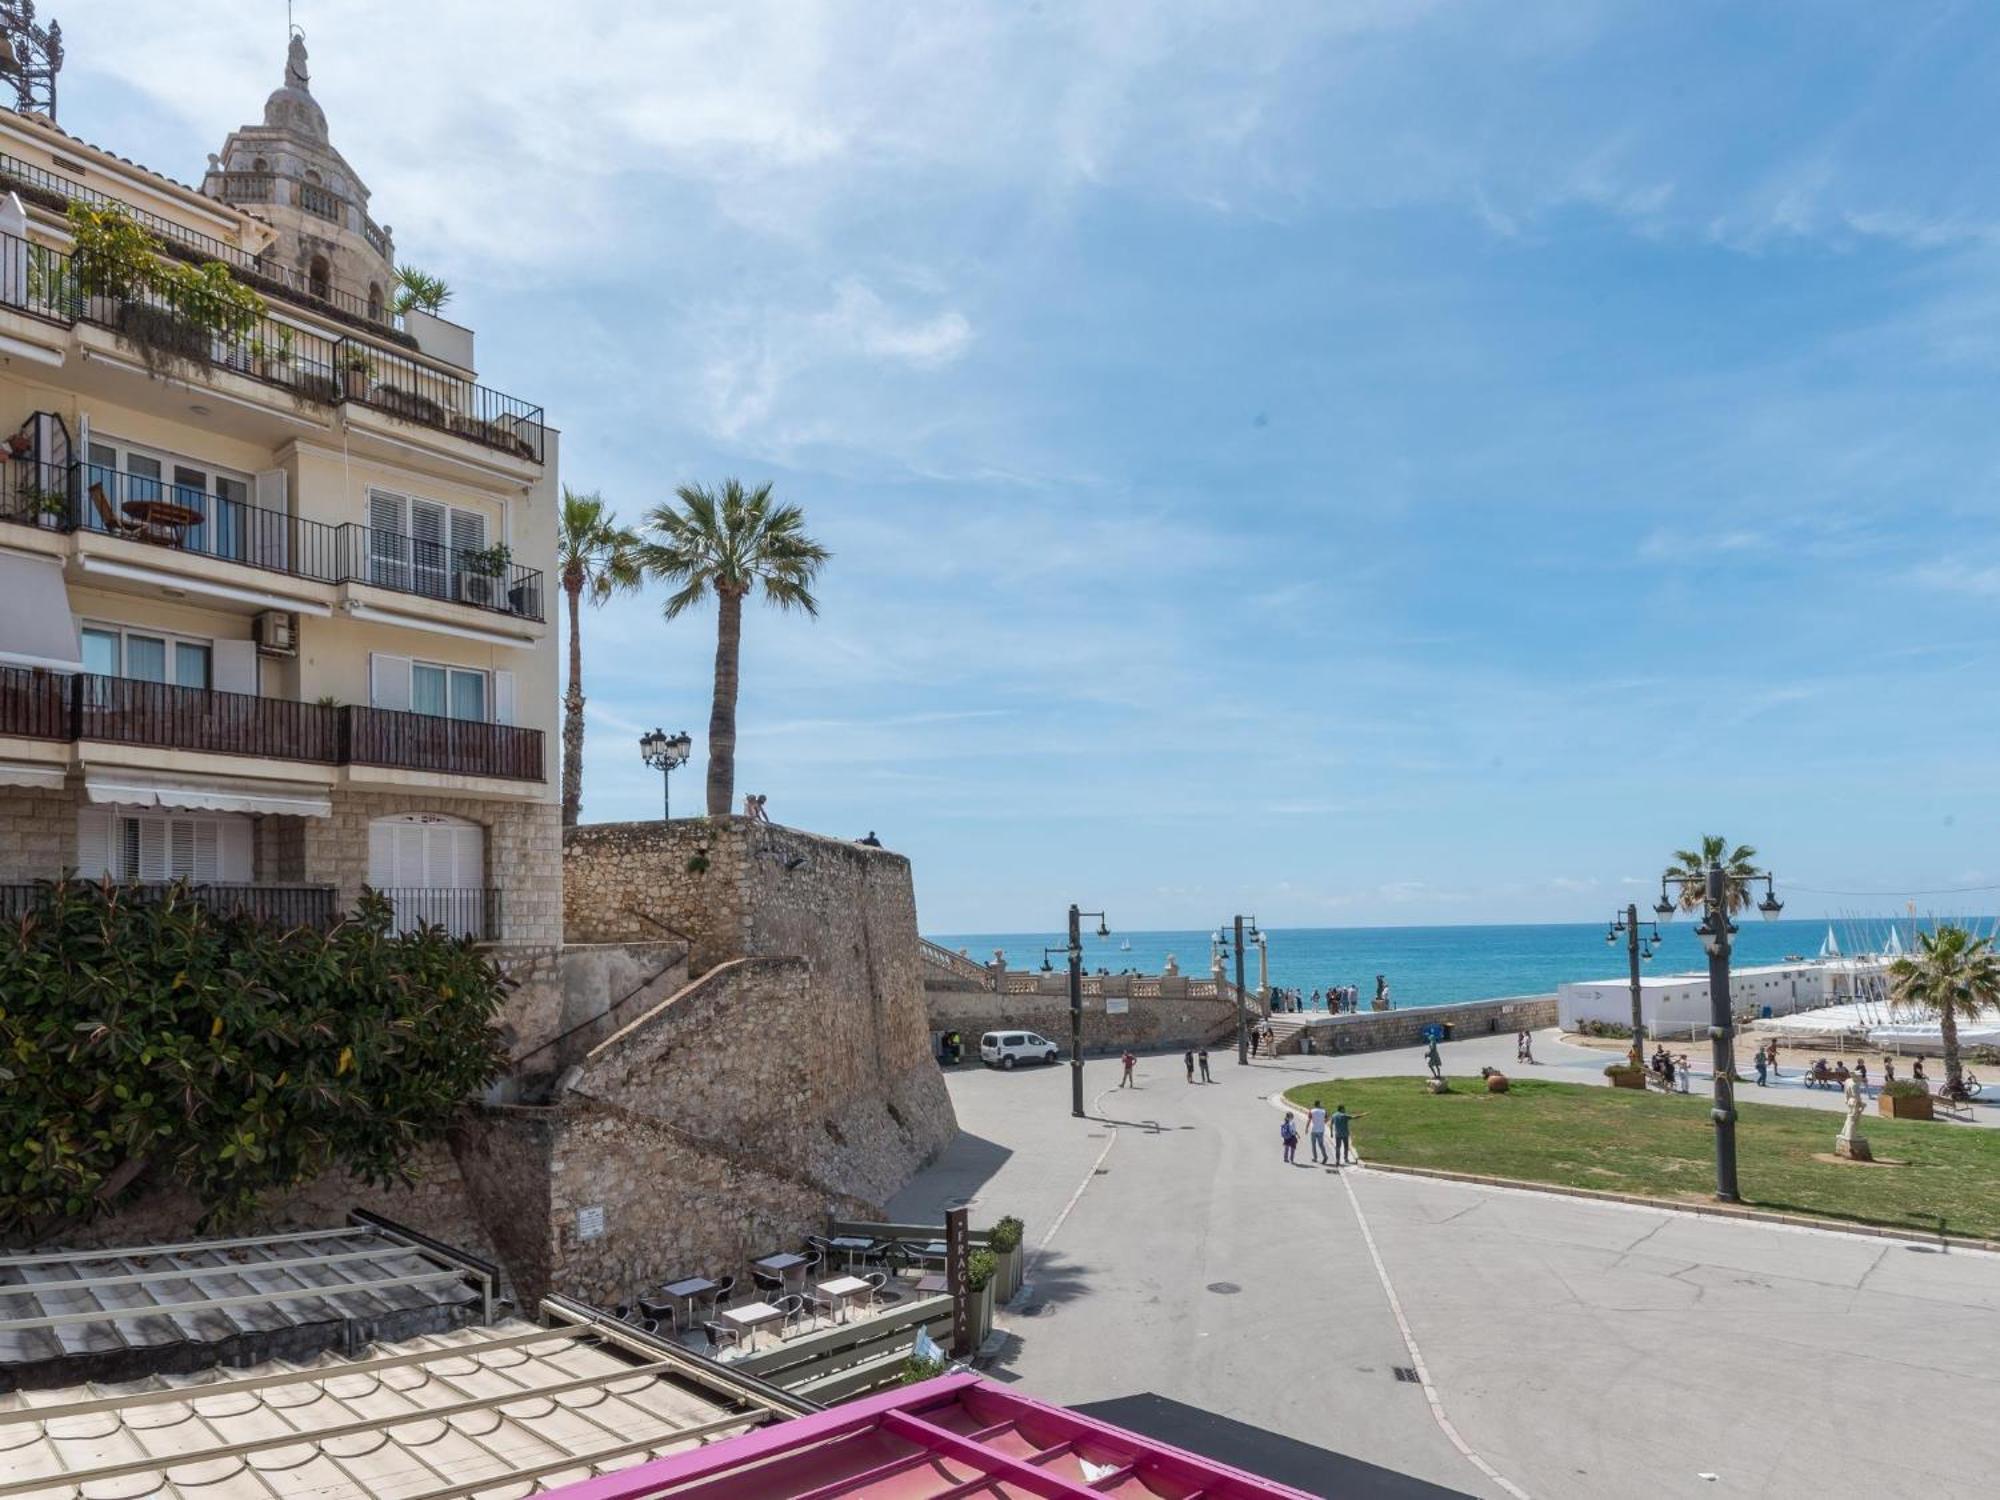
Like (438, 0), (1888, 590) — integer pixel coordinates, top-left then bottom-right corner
(200, 33), (397, 320)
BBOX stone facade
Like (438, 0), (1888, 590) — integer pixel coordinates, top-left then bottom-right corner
(488, 939), (689, 1083)
(0, 785), (76, 882)
(924, 980), (1241, 1055)
(1286, 995), (1559, 1054)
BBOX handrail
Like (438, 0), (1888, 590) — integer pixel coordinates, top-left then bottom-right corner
(918, 938), (992, 986)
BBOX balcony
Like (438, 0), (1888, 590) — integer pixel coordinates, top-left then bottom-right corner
(378, 886), (502, 941)
(1, 460), (546, 622)
(0, 880), (342, 930)
(0, 666), (545, 782)
(0, 224), (546, 463)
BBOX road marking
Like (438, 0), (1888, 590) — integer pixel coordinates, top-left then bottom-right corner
(1340, 1164), (1534, 1500)
(1025, 1083), (1121, 1283)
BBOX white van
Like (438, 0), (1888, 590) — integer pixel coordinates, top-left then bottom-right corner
(979, 1030), (1060, 1069)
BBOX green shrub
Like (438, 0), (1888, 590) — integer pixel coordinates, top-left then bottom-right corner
(1881, 1078), (1930, 1100)
(1603, 1063), (1643, 1080)
(897, 1353), (947, 1386)
(989, 1214), (1023, 1253)
(0, 880), (510, 1236)
(966, 1247), (998, 1291)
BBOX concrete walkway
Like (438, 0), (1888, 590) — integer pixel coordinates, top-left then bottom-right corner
(893, 1045), (2000, 1499)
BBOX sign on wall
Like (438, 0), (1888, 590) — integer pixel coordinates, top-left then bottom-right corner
(577, 1205), (606, 1241)
(946, 1204), (972, 1358)
(1106, 996), (1129, 1015)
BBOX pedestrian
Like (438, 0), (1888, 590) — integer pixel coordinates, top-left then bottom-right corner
(1660, 1051), (1675, 1090)
(1307, 1100), (1329, 1163)
(1754, 1049), (1768, 1086)
(1331, 1102), (1361, 1164)
(1882, 1057), (1895, 1087)
(1280, 1111), (1298, 1164)
(1120, 1050), (1136, 1088)
(1855, 1058), (1869, 1091)
(1912, 1058), (1928, 1088)
(1424, 1035), (1443, 1081)
(1198, 1046), (1213, 1083)
(1676, 1053), (1691, 1093)
(1184, 1048), (1195, 1084)
(1766, 1039), (1781, 1078)
(1250, 1027), (1261, 1059)
(1522, 1030), (1535, 1065)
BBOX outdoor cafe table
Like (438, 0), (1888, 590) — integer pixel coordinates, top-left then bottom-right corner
(754, 1252), (808, 1290)
(660, 1276), (716, 1324)
(817, 1275), (870, 1325)
(827, 1234), (879, 1270)
(721, 1300), (787, 1351)
(915, 1273), (947, 1295)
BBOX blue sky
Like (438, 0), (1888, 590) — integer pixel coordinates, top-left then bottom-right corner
(58, 1), (2000, 931)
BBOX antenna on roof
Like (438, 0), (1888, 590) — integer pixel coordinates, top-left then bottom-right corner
(0, 2), (63, 120)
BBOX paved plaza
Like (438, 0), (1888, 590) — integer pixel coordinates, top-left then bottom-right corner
(892, 1033), (2000, 1498)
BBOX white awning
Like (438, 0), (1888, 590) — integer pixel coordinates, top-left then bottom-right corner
(83, 769), (331, 818)
(0, 759), (64, 789)
(0, 549), (80, 672)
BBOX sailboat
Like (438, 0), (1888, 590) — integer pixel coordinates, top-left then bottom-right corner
(1119, 939), (1132, 952)
(1818, 926), (1841, 960)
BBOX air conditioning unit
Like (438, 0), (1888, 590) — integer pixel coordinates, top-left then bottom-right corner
(255, 610), (297, 657)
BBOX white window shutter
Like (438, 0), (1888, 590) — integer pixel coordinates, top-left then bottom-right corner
(75, 808), (113, 878)
(213, 639), (258, 697)
(252, 469), (289, 569)
(217, 819), (252, 883)
(367, 821), (393, 887)
(493, 669), (515, 725)
(137, 818), (167, 881)
(191, 821), (218, 882)
(369, 652), (412, 711)
(450, 508), (484, 555)
(412, 500), (446, 550)
(370, 491), (405, 534)
(453, 824), (484, 886)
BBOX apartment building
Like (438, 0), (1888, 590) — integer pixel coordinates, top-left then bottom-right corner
(0, 35), (559, 944)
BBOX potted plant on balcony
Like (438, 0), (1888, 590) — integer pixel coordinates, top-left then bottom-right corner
(339, 345), (375, 400)
(458, 542), (512, 607)
(1878, 1078), (1934, 1121)
(11, 480), (69, 527)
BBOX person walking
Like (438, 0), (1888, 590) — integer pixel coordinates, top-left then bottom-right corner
(1855, 1058), (1869, 1092)
(1676, 1052), (1691, 1093)
(1120, 1050), (1136, 1088)
(1250, 1027), (1261, 1059)
(1766, 1039), (1781, 1078)
(1198, 1046), (1213, 1083)
(1306, 1100), (1329, 1164)
(1331, 1103), (1361, 1165)
(1753, 1048), (1768, 1086)
(1280, 1111), (1299, 1164)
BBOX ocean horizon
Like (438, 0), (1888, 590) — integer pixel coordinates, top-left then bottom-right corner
(924, 915), (1953, 1010)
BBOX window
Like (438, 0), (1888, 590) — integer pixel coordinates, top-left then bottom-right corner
(77, 808), (252, 883)
(367, 282), (383, 321)
(367, 489), (492, 601)
(79, 623), (211, 689)
(366, 814), (487, 938)
(309, 256), (329, 300)
(86, 437), (252, 560)
(410, 660), (487, 722)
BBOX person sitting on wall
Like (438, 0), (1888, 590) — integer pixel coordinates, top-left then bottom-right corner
(858, 831), (882, 847)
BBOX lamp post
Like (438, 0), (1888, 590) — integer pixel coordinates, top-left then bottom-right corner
(1605, 905), (1661, 1067)
(1215, 915), (1259, 1064)
(1655, 862), (1783, 1202)
(1045, 904), (1108, 1118)
(637, 728), (692, 820)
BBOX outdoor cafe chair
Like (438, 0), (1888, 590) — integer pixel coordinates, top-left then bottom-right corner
(702, 1321), (741, 1355)
(864, 1270), (902, 1307)
(751, 1269), (786, 1300)
(638, 1297), (678, 1331)
(775, 1293), (812, 1335)
(706, 1275), (736, 1312)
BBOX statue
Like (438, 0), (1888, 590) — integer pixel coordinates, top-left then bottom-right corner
(286, 32), (311, 91)
(1836, 1074), (1872, 1161)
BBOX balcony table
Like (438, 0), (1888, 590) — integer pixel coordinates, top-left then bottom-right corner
(121, 498), (203, 545)
(720, 1300), (786, 1352)
(826, 1234), (879, 1271)
(816, 1275), (871, 1325)
(753, 1251), (808, 1291)
(915, 1273), (948, 1295)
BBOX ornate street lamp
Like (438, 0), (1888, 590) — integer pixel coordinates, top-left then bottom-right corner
(1656, 861), (1782, 1202)
(1046, 904), (1109, 1118)
(637, 728), (692, 820)
(1214, 914), (1260, 1064)
(1605, 906), (1661, 1067)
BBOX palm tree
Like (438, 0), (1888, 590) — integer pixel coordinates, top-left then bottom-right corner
(557, 488), (643, 827)
(1664, 835), (1762, 915)
(393, 265), (452, 316)
(639, 480), (829, 818)
(1889, 924), (2000, 1093)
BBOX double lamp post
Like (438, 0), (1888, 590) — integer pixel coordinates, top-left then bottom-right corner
(1654, 860), (1782, 1203)
(1213, 916), (1262, 1064)
(1045, 904), (1109, 1119)
(1605, 905), (1661, 1067)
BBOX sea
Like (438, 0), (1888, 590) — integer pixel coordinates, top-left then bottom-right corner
(923, 917), (1933, 1009)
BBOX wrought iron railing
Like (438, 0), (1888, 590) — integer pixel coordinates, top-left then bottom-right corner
(0, 665), (545, 781)
(0, 230), (81, 324)
(0, 880), (342, 930)
(337, 339), (545, 463)
(376, 886), (501, 941)
(1, 459), (544, 620)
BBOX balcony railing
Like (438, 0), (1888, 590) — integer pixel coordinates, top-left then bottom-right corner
(2, 460), (545, 622)
(377, 886), (500, 941)
(0, 225), (546, 463)
(215, 172), (273, 202)
(0, 880), (343, 931)
(338, 339), (545, 462)
(0, 666), (546, 781)
(297, 182), (346, 223)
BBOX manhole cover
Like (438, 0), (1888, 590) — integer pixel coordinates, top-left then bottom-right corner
(1205, 1281), (1241, 1295)
(1392, 1366), (1420, 1383)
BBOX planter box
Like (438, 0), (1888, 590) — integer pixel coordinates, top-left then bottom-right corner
(993, 1244), (1022, 1304)
(1879, 1092), (1934, 1121)
(1607, 1070), (1646, 1090)
(970, 1277), (994, 1347)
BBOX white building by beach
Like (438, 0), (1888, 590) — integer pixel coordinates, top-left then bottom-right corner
(1557, 961), (1868, 1038)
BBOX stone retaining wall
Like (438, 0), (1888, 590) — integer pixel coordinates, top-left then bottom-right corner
(1293, 994), (1558, 1054)
(924, 983), (1241, 1054)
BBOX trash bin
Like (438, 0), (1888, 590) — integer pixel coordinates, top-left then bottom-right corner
(1761, 1005), (1772, 1019)
(1441, 1022), (1454, 1040)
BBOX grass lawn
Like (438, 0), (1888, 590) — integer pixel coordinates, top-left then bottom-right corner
(1281, 1076), (2000, 1242)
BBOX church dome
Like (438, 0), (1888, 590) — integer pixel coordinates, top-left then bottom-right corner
(262, 34), (327, 142)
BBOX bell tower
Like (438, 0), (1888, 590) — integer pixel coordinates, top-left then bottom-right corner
(201, 31), (397, 321)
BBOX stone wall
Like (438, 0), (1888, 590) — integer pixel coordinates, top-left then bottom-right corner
(489, 940), (688, 1078)
(0, 785), (74, 882)
(1290, 995), (1559, 1055)
(924, 981), (1241, 1054)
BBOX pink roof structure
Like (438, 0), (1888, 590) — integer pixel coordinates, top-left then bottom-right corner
(545, 1372), (1315, 1498)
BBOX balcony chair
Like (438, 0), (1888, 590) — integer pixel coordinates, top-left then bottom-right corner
(702, 1321), (741, 1356)
(865, 1270), (903, 1307)
(637, 1297), (678, 1332)
(750, 1269), (786, 1302)
(704, 1274), (736, 1314)
(88, 483), (145, 540)
(774, 1293), (811, 1337)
